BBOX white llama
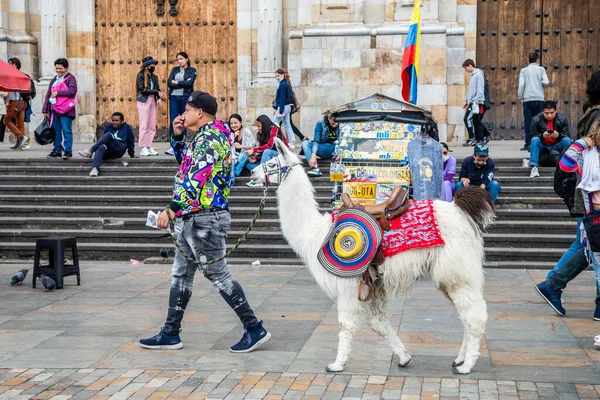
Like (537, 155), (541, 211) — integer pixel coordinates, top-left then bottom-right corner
(251, 139), (495, 374)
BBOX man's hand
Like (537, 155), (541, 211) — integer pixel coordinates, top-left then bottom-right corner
(245, 149), (255, 156)
(43, 113), (49, 119)
(171, 80), (178, 85)
(309, 155), (318, 168)
(172, 115), (186, 136)
(463, 104), (469, 110)
(550, 131), (559, 139)
(50, 92), (58, 98)
(480, 184), (486, 190)
(157, 209), (175, 230)
(542, 131), (550, 139)
(461, 177), (470, 187)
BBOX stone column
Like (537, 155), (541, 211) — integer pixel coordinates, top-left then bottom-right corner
(254, 0), (282, 86)
(39, 0), (66, 81)
(364, 0), (386, 25)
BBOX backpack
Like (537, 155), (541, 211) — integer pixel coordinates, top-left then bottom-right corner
(483, 79), (491, 111)
(20, 77), (36, 102)
(553, 148), (578, 215)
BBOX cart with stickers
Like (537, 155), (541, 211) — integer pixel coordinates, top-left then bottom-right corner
(327, 93), (437, 209)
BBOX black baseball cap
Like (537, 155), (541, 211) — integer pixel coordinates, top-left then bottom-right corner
(186, 91), (218, 116)
(474, 143), (489, 157)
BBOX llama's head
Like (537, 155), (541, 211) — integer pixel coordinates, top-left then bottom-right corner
(251, 138), (302, 186)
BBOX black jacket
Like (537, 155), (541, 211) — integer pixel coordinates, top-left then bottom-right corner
(530, 112), (569, 142)
(136, 72), (160, 103)
(167, 66), (197, 97)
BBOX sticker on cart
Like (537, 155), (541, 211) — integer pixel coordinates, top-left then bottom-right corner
(343, 183), (377, 199)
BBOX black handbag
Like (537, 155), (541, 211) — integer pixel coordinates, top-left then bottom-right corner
(583, 211), (600, 252)
(34, 118), (55, 145)
(0, 116), (5, 142)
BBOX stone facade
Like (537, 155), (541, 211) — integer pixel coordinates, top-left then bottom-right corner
(2, 0), (475, 143)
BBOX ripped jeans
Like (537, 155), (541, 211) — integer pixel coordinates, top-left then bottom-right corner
(163, 210), (259, 335)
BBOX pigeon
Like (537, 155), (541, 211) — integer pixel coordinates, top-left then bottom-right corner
(41, 274), (56, 292)
(160, 248), (169, 263)
(10, 269), (28, 286)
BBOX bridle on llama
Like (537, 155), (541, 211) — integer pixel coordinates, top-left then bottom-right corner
(260, 157), (301, 185)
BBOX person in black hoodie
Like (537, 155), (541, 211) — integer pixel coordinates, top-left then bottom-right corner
(78, 112), (136, 176)
(166, 52), (196, 155)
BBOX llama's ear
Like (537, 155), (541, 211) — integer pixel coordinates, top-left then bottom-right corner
(274, 137), (289, 157)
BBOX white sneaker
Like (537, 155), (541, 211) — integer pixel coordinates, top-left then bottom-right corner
(140, 147), (150, 157)
(288, 143), (296, 149)
(89, 167), (99, 177)
(148, 147), (159, 156)
(246, 179), (264, 187)
(530, 166), (540, 178)
(307, 167), (322, 176)
(165, 148), (175, 156)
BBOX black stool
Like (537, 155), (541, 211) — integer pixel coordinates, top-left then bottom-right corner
(33, 237), (81, 289)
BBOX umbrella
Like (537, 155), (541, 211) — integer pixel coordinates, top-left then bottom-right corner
(0, 59), (30, 92)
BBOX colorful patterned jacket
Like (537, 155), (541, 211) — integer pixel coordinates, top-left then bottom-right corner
(168, 120), (233, 216)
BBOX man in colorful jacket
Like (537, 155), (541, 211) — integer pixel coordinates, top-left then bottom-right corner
(140, 91), (271, 353)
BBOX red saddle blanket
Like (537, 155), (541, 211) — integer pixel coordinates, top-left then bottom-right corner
(379, 199), (445, 257)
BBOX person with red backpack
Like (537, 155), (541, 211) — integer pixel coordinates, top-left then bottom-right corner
(42, 58), (78, 159)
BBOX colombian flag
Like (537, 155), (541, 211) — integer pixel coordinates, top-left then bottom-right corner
(401, 0), (421, 104)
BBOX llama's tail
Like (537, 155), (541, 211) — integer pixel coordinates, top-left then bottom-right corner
(454, 186), (496, 232)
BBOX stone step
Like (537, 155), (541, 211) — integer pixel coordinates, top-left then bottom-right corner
(0, 194), (333, 207)
(483, 233), (575, 247)
(484, 247), (568, 262)
(494, 209), (571, 221)
(495, 197), (565, 209)
(487, 220), (577, 234)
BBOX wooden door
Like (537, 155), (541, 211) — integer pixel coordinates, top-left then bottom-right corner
(476, 0), (543, 140)
(95, 0), (237, 140)
(476, 0), (600, 139)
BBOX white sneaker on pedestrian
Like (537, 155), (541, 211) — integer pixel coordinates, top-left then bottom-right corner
(89, 167), (99, 177)
(307, 167), (321, 176)
(165, 147), (175, 156)
(148, 147), (159, 156)
(140, 147), (150, 157)
(78, 149), (93, 158)
(529, 166), (540, 178)
(288, 143), (296, 149)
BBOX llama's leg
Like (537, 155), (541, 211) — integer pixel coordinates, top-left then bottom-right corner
(368, 280), (412, 367)
(447, 287), (487, 374)
(326, 292), (364, 372)
(452, 330), (468, 367)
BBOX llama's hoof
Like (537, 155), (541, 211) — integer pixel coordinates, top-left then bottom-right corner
(452, 360), (464, 368)
(398, 357), (411, 368)
(326, 363), (344, 373)
(452, 364), (471, 374)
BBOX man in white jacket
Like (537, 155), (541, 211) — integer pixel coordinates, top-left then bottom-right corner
(518, 52), (549, 151)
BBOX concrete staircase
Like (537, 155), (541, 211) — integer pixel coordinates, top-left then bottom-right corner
(0, 157), (574, 269)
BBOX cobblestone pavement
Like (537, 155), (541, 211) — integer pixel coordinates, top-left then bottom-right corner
(1, 262), (600, 399)
(1, 368), (600, 400)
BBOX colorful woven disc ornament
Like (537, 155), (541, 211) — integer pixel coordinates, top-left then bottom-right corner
(317, 209), (383, 277)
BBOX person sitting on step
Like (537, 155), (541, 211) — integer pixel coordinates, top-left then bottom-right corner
(301, 113), (340, 177)
(235, 115), (288, 187)
(78, 112), (135, 176)
(455, 143), (501, 204)
(529, 100), (571, 178)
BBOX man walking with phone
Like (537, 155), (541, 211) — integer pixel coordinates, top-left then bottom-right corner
(528, 100), (571, 178)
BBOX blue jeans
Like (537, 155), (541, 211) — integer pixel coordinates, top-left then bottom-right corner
(169, 95), (187, 137)
(529, 136), (572, 167)
(523, 101), (544, 147)
(272, 105), (294, 144)
(90, 133), (127, 169)
(52, 112), (73, 153)
(301, 141), (336, 163)
(547, 218), (584, 279)
(233, 149), (279, 177)
(455, 180), (501, 204)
